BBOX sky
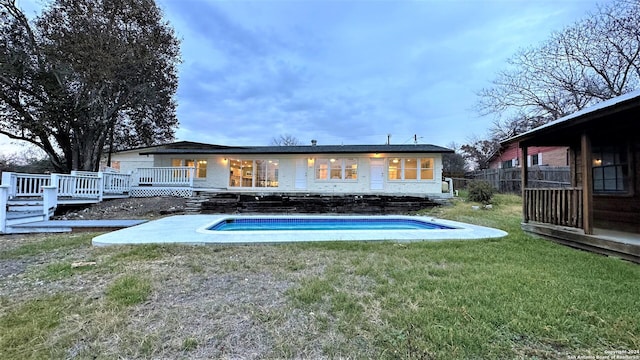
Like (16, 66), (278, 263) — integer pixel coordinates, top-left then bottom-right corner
(2, 0), (606, 155)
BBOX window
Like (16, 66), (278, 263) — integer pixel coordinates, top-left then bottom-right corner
(388, 158), (435, 181)
(315, 158), (358, 180)
(229, 159), (278, 187)
(501, 159), (513, 169)
(592, 146), (629, 193)
(531, 154), (540, 166)
(255, 160), (279, 187)
(171, 158), (207, 178)
(316, 159), (329, 180)
(420, 158), (434, 180)
(404, 158), (417, 180)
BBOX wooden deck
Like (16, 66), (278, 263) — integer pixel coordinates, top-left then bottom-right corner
(522, 222), (640, 264)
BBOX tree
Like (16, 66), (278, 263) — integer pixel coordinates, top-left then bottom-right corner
(477, 0), (640, 135)
(441, 142), (467, 176)
(460, 138), (499, 171)
(0, 148), (55, 174)
(271, 134), (302, 146)
(0, 0), (180, 172)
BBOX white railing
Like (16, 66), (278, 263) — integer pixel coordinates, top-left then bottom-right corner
(1, 172), (51, 199)
(103, 172), (132, 195)
(133, 167), (195, 187)
(1, 167), (192, 204)
(53, 173), (102, 200)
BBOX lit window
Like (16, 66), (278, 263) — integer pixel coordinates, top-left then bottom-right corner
(405, 158), (417, 180)
(420, 158), (433, 180)
(315, 159), (329, 180)
(592, 146), (628, 193)
(315, 158), (358, 180)
(388, 158), (435, 181)
(229, 159), (278, 188)
(171, 158), (207, 178)
(345, 159), (358, 179)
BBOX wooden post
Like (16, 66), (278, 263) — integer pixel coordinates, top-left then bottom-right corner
(580, 133), (593, 234)
(521, 144), (529, 223)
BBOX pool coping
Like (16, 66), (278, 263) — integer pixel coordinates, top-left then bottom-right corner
(92, 214), (508, 246)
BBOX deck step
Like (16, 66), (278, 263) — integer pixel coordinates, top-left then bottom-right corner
(8, 204), (44, 212)
(6, 212), (47, 226)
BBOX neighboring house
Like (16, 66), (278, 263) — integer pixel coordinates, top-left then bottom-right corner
(504, 89), (640, 263)
(488, 142), (568, 169)
(111, 141), (455, 198)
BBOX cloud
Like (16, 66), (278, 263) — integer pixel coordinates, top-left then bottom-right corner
(160, 0), (600, 147)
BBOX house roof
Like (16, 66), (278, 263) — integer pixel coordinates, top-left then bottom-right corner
(140, 143), (454, 155)
(502, 89), (640, 146)
(114, 141), (234, 153)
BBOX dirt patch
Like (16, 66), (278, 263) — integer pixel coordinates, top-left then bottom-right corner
(53, 197), (189, 220)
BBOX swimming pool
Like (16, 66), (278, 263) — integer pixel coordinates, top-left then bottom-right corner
(208, 217), (454, 231)
(92, 215), (508, 246)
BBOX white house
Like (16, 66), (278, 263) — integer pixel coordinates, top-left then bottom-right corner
(110, 141), (455, 198)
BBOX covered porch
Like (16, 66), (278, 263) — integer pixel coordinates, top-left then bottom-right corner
(509, 91), (640, 263)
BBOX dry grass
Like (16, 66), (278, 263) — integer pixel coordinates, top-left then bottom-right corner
(1, 194), (639, 359)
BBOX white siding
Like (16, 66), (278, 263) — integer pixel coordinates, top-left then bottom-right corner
(152, 152), (446, 197)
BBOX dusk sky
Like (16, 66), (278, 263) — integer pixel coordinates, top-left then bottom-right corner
(3, 0), (607, 155)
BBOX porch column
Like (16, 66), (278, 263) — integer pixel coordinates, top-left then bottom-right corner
(580, 132), (593, 234)
(520, 144), (528, 223)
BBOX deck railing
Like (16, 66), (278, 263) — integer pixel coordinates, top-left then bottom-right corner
(133, 167), (195, 187)
(524, 187), (583, 228)
(52, 173), (102, 199)
(102, 172), (132, 195)
(1, 172), (51, 199)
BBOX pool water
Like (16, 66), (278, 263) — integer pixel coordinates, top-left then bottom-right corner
(209, 217), (454, 231)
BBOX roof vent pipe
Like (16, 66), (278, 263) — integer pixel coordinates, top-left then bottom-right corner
(311, 139), (317, 146)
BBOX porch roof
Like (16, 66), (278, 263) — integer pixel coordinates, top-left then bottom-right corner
(141, 144), (454, 156)
(502, 89), (640, 147)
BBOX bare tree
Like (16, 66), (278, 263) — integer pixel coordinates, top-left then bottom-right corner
(460, 137), (499, 171)
(477, 0), (640, 134)
(271, 134), (302, 146)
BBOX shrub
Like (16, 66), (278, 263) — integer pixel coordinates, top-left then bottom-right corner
(467, 180), (496, 204)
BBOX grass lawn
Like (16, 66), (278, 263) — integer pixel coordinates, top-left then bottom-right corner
(1, 194), (638, 359)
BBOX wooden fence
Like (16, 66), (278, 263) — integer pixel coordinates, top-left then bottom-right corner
(470, 166), (570, 193)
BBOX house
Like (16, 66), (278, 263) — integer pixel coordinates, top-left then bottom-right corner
(111, 141), (455, 198)
(488, 142), (569, 169)
(504, 89), (640, 263)
(103, 141), (231, 173)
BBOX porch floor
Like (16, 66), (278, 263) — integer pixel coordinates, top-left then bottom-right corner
(522, 222), (640, 264)
(592, 228), (640, 245)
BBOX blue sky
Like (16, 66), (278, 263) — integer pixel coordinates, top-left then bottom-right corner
(2, 0), (605, 154)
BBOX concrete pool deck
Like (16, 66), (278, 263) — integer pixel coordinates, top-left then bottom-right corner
(92, 214), (508, 246)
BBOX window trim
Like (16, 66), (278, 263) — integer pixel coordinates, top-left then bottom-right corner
(314, 158), (358, 181)
(388, 157), (435, 181)
(171, 158), (207, 179)
(228, 158), (279, 188)
(591, 144), (633, 197)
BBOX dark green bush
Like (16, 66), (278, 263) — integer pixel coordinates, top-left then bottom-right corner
(467, 180), (495, 204)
